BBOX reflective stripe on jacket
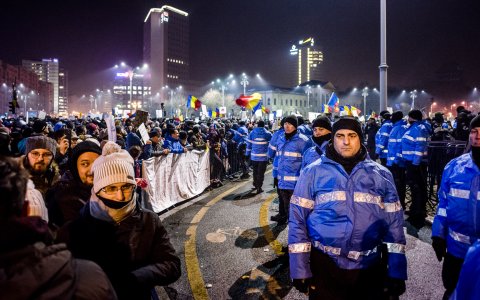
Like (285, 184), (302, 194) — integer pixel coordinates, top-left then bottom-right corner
(432, 153), (480, 259)
(375, 120), (393, 158)
(288, 154), (407, 280)
(276, 132), (310, 190)
(386, 120), (409, 167)
(401, 120), (429, 165)
(268, 128), (284, 179)
(246, 127), (272, 161)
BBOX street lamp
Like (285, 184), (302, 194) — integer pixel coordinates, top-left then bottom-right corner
(362, 87), (369, 117)
(430, 102), (437, 115)
(305, 85), (312, 113)
(240, 73), (249, 95)
(409, 90), (417, 110)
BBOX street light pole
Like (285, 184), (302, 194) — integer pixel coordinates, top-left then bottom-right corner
(240, 74), (249, 95)
(410, 90), (417, 110)
(362, 87), (369, 117)
(379, 0), (388, 112)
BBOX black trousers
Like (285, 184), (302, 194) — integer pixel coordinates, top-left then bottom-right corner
(238, 144), (248, 175)
(251, 160), (267, 189)
(442, 252), (465, 298)
(277, 189), (294, 218)
(308, 250), (386, 300)
(405, 161), (428, 218)
(390, 164), (406, 209)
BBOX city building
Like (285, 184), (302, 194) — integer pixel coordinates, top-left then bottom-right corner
(0, 60), (53, 115)
(289, 37), (324, 86)
(144, 5), (189, 95)
(22, 58), (63, 114)
(112, 70), (151, 111)
(58, 68), (68, 115)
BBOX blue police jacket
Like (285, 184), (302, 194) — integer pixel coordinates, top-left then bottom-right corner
(386, 120), (409, 167)
(432, 153), (480, 259)
(401, 120), (430, 165)
(375, 120), (393, 158)
(301, 139), (328, 170)
(451, 240), (480, 300)
(163, 136), (185, 154)
(298, 124), (312, 137)
(276, 132), (310, 190)
(268, 128), (284, 179)
(246, 127), (272, 162)
(288, 153), (407, 280)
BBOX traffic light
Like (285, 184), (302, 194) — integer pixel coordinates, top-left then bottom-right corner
(8, 101), (15, 114)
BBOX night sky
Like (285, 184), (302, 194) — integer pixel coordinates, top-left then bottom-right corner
(1, 0), (479, 96)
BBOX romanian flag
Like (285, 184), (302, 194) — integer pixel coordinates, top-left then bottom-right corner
(322, 104), (331, 113)
(344, 105), (351, 116)
(187, 95), (202, 110)
(261, 106), (270, 114)
(208, 108), (219, 118)
(239, 93), (262, 110)
(252, 100), (263, 113)
(350, 106), (361, 117)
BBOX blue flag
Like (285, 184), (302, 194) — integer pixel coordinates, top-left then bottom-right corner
(327, 92), (339, 108)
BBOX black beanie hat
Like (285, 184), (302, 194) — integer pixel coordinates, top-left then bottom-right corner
(257, 120), (265, 127)
(312, 116), (332, 132)
(284, 115), (298, 128)
(297, 116), (305, 126)
(408, 109), (423, 121)
(332, 117), (363, 141)
(69, 141), (102, 183)
(280, 117), (287, 127)
(380, 110), (391, 120)
(470, 114), (480, 130)
(391, 111), (404, 123)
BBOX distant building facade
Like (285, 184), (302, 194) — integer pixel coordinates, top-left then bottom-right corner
(289, 37), (324, 86)
(0, 60), (53, 115)
(144, 5), (190, 95)
(22, 58), (63, 114)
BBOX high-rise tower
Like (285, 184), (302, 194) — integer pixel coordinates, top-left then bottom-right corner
(144, 5), (189, 95)
(289, 37), (323, 86)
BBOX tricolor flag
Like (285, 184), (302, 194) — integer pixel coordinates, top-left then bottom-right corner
(252, 100), (263, 113)
(244, 93), (262, 110)
(261, 105), (270, 114)
(187, 95), (202, 110)
(322, 104), (331, 113)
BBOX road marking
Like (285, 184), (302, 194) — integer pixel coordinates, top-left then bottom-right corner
(259, 193), (285, 256)
(185, 181), (250, 300)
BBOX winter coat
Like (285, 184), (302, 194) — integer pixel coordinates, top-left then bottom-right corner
(301, 139), (328, 170)
(375, 120), (393, 159)
(432, 153), (480, 259)
(163, 136), (185, 154)
(451, 240), (480, 300)
(298, 124), (313, 137)
(45, 171), (91, 228)
(401, 120), (430, 165)
(276, 132), (310, 190)
(246, 127), (272, 162)
(289, 155), (407, 280)
(0, 217), (116, 300)
(57, 202), (181, 300)
(268, 128), (284, 179)
(386, 120), (409, 167)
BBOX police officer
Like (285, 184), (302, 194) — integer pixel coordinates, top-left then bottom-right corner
(270, 115), (310, 225)
(401, 109), (430, 229)
(375, 111), (393, 166)
(246, 120), (272, 194)
(432, 114), (480, 300)
(386, 111), (409, 209)
(289, 117), (407, 299)
(301, 116), (332, 169)
(267, 118), (285, 189)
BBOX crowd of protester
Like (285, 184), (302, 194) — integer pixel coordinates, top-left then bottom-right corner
(1, 105), (479, 299)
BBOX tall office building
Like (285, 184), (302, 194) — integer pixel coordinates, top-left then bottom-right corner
(58, 68), (68, 114)
(144, 5), (189, 95)
(22, 58), (61, 114)
(289, 37), (324, 86)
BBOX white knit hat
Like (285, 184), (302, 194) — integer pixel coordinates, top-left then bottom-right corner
(91, 141), (136, 193)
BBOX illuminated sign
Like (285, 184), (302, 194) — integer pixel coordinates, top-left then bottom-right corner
(298, 37), (314, 47)
(290, 45), (298, 55)
(116, 72), (144, 78)
(161, 11), (169, 23)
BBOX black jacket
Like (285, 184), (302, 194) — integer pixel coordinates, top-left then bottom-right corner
(57, 202), (181, 300)
(0, 217), (116, 300)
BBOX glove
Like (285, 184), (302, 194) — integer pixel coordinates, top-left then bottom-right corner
(386, 277), (406, 296)
(432, 237), (446, 262)
(273, 177), (278, 188)
(292, 278), (311, 294)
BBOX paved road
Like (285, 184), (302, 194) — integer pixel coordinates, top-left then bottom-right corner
(157, 169), (444, 299)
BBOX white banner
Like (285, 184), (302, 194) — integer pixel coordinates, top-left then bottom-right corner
(219, 106), (227, 114)
(105, 114), (117, 142)
(142, 150), (210, 213)
(138, 123), (150, 145)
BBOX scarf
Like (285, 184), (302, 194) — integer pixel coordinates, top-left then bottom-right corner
(285, 130), (297, 140)
(326, 142), (367, 175)
(89, 190), (137, 224)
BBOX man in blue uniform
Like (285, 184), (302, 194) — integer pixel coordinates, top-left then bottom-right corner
(289, 117), (407, 299)
(432, 114), (480, 300)
(246, 120), (272, 194)
(301, 116), (332, 169)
